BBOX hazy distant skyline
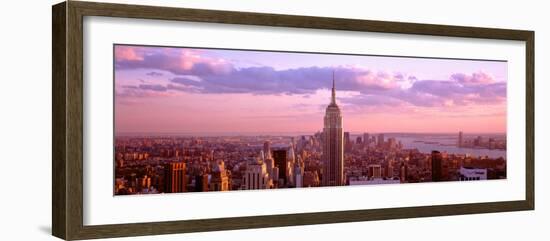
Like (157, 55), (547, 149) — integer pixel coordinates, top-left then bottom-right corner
(114, 45), (507, 134)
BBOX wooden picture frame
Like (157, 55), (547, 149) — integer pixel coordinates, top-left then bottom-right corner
(52, 1), (534, 240)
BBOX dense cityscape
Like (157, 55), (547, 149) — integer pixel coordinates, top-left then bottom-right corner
(114, 76), (506, 195)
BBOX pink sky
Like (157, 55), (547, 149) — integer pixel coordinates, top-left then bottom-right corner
(114, 45), (507, 134)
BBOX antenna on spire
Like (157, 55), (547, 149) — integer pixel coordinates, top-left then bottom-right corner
(331, 69), (336, 104)
(332, 70), (335, 89)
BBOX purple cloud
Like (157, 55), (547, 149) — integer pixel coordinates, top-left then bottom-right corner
(138, 84), (167, 92)
(167, 66), (404, 95)
(115, 45), (505, 108)
(115, 46), (233, 76)
(341, 73), (505, 108)
(115, 45), (407, 94)
(146, 71), (164, 77)
(451, 71), (496, 85)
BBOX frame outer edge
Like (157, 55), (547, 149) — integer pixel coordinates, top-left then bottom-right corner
(525, 31), (535, 210)
(52, 1), (68, 240)
(54, 1), (536, 240)
(66, 0), (86, 240)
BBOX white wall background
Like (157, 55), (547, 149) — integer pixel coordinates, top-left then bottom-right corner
(0, 0), (547, 240)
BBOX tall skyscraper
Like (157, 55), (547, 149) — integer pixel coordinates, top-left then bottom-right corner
(377, 134), (385, 148)
(384, 163), (393, 178)
(294, 158), (304, 188)
(431, 150), (443, 182)
(164, 162), (186, 193)
(458, 131), (463, 148)
(210, 160), (230, 191)
(286, 146), (296, 186)
(242, 155), (272, 190)
(474, 136), (483, 146)
(194, 173), (209, 192)
(264, 153), (275, 181)
(363, 132), (370, 147)
(388, 137), (397, 150)
(272, 166), (280, 187)
(322, 72), (344, 186)
(263, 141), (271, 159)
(272, 149), (287, 185)
(368, 164), (382, 179)
(344, 132), (351, 152)
(400, 161), (408, 183)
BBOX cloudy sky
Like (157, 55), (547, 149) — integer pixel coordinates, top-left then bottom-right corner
(114, 45), (507, 134)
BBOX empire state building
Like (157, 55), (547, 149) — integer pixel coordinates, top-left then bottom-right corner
(322, 72), (344, 186)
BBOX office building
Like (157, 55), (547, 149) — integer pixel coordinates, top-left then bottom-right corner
(210, 160), (230, 191)
(242, 156), (272, 190)
(272, 149), (287, 185)
(431, 150), (443, 182)
(164, 162), (186, 193)
(322, 72), (344, 186)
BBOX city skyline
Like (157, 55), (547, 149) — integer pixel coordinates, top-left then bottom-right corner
(114, 131), (506, 195)
(115, 45), (507, 134)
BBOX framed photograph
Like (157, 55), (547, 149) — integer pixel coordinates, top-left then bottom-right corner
(52, 1), (534, 240)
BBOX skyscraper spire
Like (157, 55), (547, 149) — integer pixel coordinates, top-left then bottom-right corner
(323, 69), (344, 186)
(331, 70), (336, 105)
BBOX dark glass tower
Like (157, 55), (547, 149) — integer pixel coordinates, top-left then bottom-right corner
(272, 149), (287, 185)
(431, 150), (443, 182)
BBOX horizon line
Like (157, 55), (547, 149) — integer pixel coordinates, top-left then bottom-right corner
(115, 131), (507, 136)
